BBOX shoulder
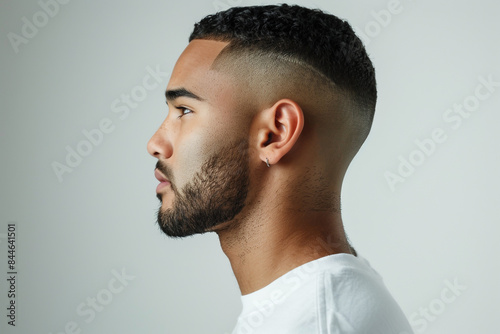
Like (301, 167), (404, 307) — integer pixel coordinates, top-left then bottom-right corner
(313, 254), (413, 334)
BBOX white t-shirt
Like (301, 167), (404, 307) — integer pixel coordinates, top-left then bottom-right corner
(231, 253), (414, 334)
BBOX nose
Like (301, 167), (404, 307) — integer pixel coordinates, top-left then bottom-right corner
(147, 118), (173, 159)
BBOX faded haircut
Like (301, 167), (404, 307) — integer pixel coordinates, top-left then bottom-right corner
(189, 4), (377, 147)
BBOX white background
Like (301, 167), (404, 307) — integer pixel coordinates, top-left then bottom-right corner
(1, 0), (499, 333)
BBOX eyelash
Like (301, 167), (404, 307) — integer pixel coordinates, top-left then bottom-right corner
(176, 107), (193, 118)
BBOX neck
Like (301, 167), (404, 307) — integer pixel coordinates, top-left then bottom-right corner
(215, 191), (352, 296)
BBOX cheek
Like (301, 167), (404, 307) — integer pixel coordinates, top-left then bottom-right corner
(175, 126), (221, 179)
(174, 108), (246, 182)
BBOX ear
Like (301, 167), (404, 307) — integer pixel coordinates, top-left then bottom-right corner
(255, 99), (304, 166)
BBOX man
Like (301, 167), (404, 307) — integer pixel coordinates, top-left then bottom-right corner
(147, 4), (413, 334)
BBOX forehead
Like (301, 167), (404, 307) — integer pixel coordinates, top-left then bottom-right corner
(167, 39), (230, 96)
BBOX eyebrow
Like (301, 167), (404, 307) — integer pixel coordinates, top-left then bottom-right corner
(165, 88), (205, 103)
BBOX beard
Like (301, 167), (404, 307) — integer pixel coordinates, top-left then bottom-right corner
(155, 138), (250, 238)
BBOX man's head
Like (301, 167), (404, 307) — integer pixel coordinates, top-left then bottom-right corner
(147, 4), (376, 238)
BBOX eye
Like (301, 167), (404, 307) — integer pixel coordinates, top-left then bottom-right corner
(177, 107), (193, 118)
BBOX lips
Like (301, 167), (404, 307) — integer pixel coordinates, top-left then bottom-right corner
(154, 169), (171, 193)
(154, 169), (169, 183)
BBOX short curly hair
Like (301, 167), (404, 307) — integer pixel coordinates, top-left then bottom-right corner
(189, 4), (377, 128)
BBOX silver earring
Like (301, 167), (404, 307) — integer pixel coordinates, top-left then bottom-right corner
(266, 158), (271, 167)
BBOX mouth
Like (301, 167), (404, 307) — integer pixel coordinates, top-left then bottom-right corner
(154, 169), (171, 193)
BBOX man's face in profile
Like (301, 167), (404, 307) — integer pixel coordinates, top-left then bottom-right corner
(147, 40), (252, 238)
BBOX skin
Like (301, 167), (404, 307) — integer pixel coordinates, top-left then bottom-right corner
(147, 39), (354, 295)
